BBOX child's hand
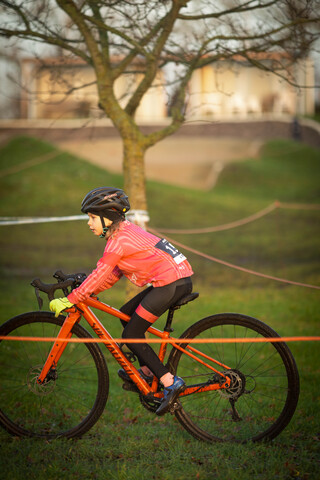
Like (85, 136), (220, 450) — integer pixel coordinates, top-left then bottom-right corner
(50, 297), (74, 317)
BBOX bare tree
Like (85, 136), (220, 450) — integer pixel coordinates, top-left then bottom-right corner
(0, 0), (319, 221)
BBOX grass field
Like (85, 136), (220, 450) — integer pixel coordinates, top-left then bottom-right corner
(0, 136), (319, 479)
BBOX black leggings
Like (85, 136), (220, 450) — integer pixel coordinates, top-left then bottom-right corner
(120, 277), (192, 379)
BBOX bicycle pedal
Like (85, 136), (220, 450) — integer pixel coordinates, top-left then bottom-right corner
(122, 381), (139, 393)
(169, 401), (182, 415)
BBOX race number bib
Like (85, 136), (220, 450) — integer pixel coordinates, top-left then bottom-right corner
(155, 239), (186, 265)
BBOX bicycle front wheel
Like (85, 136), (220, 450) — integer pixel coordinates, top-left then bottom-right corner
(167, 313), (299, 443)
(0, 312), (109, 438)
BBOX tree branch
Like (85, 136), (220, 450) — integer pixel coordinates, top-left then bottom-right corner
(0, 26), (91, 63)
(177, 0), (280, 20)
(55, 0), (106, 75)
(87, 1), (110, 67)
(143, 54), (201, 148)
(81, 8), (173, 80)
(124, 1), (184, 117)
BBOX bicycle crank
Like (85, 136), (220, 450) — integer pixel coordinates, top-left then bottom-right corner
(139, 394), (162, 413)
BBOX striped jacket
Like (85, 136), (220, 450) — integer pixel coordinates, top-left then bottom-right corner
(68, 220), (193, 304)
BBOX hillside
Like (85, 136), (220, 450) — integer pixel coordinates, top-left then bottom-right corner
(0, 136), (319, 291)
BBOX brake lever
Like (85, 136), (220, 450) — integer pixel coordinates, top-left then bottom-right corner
(53, 270), (87, 287)
(31, 277), (75, 309)
(53, 270), (67, 281)
(34, 287), (43, 310)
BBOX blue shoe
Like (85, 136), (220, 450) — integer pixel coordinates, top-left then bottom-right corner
(156, 376), (185, 416)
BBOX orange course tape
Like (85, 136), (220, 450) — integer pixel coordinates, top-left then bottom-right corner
(0, 336), (319, 344)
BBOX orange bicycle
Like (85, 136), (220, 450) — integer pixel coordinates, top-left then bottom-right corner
(0, 271), (299, 442)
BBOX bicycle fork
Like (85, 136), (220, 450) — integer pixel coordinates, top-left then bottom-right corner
(37, 310), (80, 385)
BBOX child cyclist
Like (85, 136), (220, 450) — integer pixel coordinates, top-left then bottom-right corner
(50, 187), (194, 416)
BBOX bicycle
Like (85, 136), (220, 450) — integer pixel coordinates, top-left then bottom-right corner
(0, 271), (300, 442)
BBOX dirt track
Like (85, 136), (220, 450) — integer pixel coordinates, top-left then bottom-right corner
(2, 117), (318, 188)
(57, 136), (262, 189)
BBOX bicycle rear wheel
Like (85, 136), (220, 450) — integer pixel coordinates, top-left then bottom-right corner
(0, 312), (109, 438)
(167, 313), (299, 443)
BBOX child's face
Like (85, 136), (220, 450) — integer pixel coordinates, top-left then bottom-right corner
(87, 213), (112, 236)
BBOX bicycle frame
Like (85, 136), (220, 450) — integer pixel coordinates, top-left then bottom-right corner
(37, 296), (231, 397)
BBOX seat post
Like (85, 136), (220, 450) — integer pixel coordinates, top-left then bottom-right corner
(163, 292), (199, 333)
(164, 307), (176, 333)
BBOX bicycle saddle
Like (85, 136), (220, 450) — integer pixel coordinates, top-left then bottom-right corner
(171, 292), (199, 309)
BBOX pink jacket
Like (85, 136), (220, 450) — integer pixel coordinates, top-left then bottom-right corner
(68, 221), (193, 304)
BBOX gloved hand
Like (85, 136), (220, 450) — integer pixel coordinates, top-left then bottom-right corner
(50, 297), (74, 317)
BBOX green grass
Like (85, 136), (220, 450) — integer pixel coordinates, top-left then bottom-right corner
(304, 113), (320, 124)
(0, 136), (319, 479)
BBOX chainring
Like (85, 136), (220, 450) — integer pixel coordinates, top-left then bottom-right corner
(139, 394), (162, 413)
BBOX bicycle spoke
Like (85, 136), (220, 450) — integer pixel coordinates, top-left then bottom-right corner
(0, 313), (109, 438)
(170, 314), (299, 442)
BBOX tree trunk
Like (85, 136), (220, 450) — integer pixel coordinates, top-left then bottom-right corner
(123, 137), (147, 213)
(122, 135), (149, 299)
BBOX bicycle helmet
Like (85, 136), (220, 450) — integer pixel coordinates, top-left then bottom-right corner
(81, 187), (130, 214)
(81, 187), (130, 237)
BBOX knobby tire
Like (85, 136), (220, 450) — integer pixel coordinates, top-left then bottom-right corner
(167, 313), (299, 443)
(0, 312), (109, 438)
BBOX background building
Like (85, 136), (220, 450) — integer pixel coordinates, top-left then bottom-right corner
(187, 56), (315, 119)
(0, 54), (316, 122)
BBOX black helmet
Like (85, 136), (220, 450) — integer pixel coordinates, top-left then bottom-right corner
(81, 187), (130, 217)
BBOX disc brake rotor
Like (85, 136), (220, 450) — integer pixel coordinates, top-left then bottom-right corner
(219, 369), (246, 399)
(27, 365), (56, 396)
